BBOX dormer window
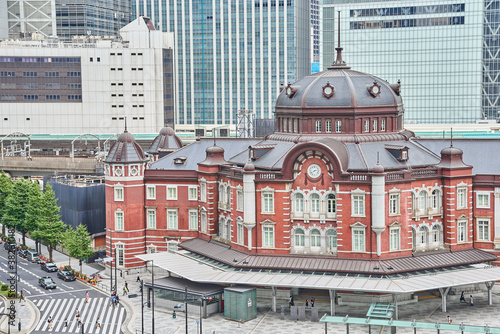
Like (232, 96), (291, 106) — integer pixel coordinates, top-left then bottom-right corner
(250, 144), (276, 161)
(385, 145), (409, 162)
(285, 83), (298, 98)
(174, 156), (187, 164)
(368, 81), (381, 97)
(322, 81), (335, 98)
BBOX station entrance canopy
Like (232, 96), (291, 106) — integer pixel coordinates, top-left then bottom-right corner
(136, 251), (500, 294)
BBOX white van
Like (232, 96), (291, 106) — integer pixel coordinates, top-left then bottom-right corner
(27, 250), (40, 263)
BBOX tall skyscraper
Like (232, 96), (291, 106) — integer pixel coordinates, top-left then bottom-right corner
(133, 0), (311, 130)
(321, 0), (499, 124)
(3, 0), (57, 39)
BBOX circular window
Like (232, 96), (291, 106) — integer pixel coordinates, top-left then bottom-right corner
(130, 167), (138, 176)
(369, 82), (381, 97)
(115, 168), (122, 176)
(322, 82), (335, 98)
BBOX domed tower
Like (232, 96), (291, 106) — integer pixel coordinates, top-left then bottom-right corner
(270, 20), (411, 144)
(104, 127), (148, 269)
(147, 126), (183, 161)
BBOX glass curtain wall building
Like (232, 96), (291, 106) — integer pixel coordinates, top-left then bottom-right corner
(132, 0), (310, 129)
(321, 0), (497, 124)
(56, 0), (130, 40)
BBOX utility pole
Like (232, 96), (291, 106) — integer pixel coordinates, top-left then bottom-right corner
(185, 286), (188, 334)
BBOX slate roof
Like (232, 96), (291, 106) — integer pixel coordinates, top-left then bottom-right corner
(180, 238), (496, 275)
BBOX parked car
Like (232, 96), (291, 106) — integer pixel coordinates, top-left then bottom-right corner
(41, 262), (58, 272)
(3, 241), (16, 251)
(57, 270), (76, 282)
(18, 248), (29, 258)
(26, 250), (40, 263)
(38, 276), (56, 289)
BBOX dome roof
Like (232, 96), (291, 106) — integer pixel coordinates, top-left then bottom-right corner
(105, 130), (147, 163)
(275, 69), (402, 111)
(147, 127), (182, 155)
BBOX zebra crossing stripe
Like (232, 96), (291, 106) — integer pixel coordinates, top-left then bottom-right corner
(36, 300), (42, 307)
(82, 297), (100, 334)
(47, 298), (68, 332)
(86, 297), (104, 334)
(57, 298), (79, 333)
(35, 299), (56, 331)
(39, 299), (49, 312)
(114, 307), (125, 334)
(96, 299), (114, 334)
(68, 298), (86, 332)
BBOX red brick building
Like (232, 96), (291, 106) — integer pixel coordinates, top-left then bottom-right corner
(104, 50), (500, 274)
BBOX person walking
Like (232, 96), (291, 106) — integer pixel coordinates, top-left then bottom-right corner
(110, 295), (115, 307)
(289, 296), (294, 307)
(447, 315), (452, 324)
(115, 293), (120, 305)
(123, 285), (128, 296)
(125, 281), (128, 290)
(47, 316), (53, 329)
(64, 317), (68, 327)
(95, 317), (101, 328)
(136, 273), (140, 283)
(305, 299), (309, 307)
(311, 297), (315, 307)
(19, 290), (25, 303)
(85, 291), (89, 303)
(470, 295), (474, 306)
(460, 291), (466, 303)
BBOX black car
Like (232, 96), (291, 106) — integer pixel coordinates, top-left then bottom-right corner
(57, 270), (76, 282)
(18, 248), (28, 258)
(39, 276), (56, 289)
(41, 262), (58, 272)
(3, 241), (16, 251)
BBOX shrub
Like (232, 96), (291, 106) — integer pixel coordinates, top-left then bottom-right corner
(1, 284), (8, 291)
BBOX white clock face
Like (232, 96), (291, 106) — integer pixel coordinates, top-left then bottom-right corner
(307, 164), (321, 178)
(324, 86), (333, 95)
(372, 85), (380, 94)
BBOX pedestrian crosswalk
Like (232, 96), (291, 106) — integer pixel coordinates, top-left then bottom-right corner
(32, 297), (125, 333)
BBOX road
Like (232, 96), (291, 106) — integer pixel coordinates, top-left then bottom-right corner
(0, 243), (126, 334)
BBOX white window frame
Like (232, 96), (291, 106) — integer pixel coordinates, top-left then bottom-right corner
(457, 220), (467, 242)
(262, 225), (275, 248)
(294, 228), (305, 247)
(293, 119), (298, 133)
(114, 187), (124, 201)
(351, 223), (366, 252)
(389, 192), (400, 215)
(294, 193), (304, 214)
(200, 181), (207, 202)
(431, 189), (440, 209)
(262, 191), (274, 214)
(310, 229), (321, 248)
(146, 208), (156, 229)
(201, 211), (207, 233)
(457, 187), (467, 209)
(188, 186), (198, 201)
(389, 226), (400, 251)
(315, 120), (322, 133)
(364, 120), (369, 132)
(237, 220), (245, 244)
(146, 185), (156, 200)
(167, 185), (178, 200)
(351, 191), (365, 217)
(381, 119), (386, 131)
(326, 229), (337, 251)
(476, 192), (490, 208)
(431, 224), (442, 244)
(335, 120), (342, 133)
(418, 190), (428, 213)
(115, 210), (124, 230)
(237, 189), (243, 211)
(372, 119), (377, 132)
(116, 243), (124, 266)
(325, 120), (332, 133)
(477, 219), (490, 241)
(189, 209), (198, 230)
(327, 193), (336, 215)
(283, 118), (287, 132)
(167, 209), (178, 229)
(310, 193), (320, 214)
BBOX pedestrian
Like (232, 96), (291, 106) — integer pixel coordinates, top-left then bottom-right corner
(470, 295), (474, 306)
(123, 286), (128, 296)
(136, 273), (140, 283)
(47, 316), (53, 329)
(95, 317), (100, 328)
(305, 299), (309, 307)
(125, 281), (128, 290)
(289, 296), (294, 307)
(460, 291), (466, 303)
(110, 295), (115, 307)
(64, 317), (68, 327)
(85, 291), (89, 303)
(447, 315), (452, 324)
(19, 290), (25, 302)
(139, 281), (143, 293)
(115, 294), (120, 305)
(311, 297), (315, 307)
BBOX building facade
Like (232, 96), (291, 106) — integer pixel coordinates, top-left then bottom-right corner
(104, 49), (500, 272)
(132, 0), (311, 130)
(3, 0), (57, 39)
(0, 17), (175, 135)
(321, 0), (499, 124)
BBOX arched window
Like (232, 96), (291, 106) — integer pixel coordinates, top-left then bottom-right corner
(310, 193), (320, 213)
(311, 229), (321, 247)
(294, 229), (305, 247)
(418, 191), (428, 212)
(431, 225), (441, 243)
(326, 229), (337, 251)
(418, 226), (428, 246)
(431, 189), (440, 209)
(219, 184), (225, 203)
(218, 217), (225, 238)
(294, 193), (304, 213)
(327, 194), (336, 214)
(226, 186), (231, 206)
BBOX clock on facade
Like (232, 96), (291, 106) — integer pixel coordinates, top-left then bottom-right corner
(307, 164), (321, 178)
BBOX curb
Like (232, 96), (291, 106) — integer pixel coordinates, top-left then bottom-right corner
(0, 295), (39, 334)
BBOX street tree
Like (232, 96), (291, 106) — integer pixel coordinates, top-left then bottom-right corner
(26, 181), (43, 252)
(30, 184), (65, 261)
(61, 224), (94, 274)
(2, 178), (30, 244)
(0, 171), (13, 236)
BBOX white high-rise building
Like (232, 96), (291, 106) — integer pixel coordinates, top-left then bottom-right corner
(133, 0), (311, 130)
(321, 0), (498, 124)
(0, 17), (175, 135)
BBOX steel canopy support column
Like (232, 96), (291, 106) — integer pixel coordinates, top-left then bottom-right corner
(392, 294), (398, 320)
(438, 287), (450, 312)
(329, 289), (336, 316)
(486, 282), (495, 305)
(271, 286), (277, 312)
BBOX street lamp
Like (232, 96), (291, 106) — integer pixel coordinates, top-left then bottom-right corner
(104, 228), (115, 293)
(145, 260), (154, 334)
(197, 296), (205, 334)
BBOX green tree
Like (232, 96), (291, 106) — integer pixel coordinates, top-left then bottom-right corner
(0, 171), (13, 236)
(30, 184), (65, 261)
(26, 181), (43, 252)
(61, 224), (94, 274)
(2, 178), (30, 244)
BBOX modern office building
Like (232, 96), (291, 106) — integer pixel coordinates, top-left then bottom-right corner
(3, 0), (57, 39)
(132, 0), (311, 131)
(0, 17), (175, 135)
(321, 0), (499, 124)
(55, 0), (131, 41)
